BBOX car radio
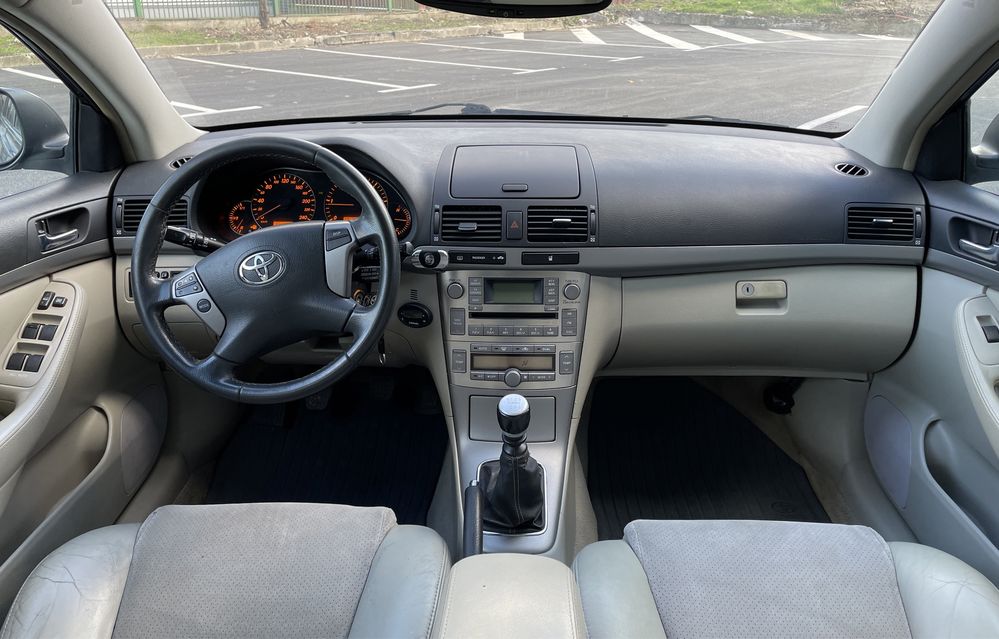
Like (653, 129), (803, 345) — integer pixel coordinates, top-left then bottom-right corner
(440, 270), (587, 389)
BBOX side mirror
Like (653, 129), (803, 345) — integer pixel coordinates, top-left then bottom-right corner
(416, 0), (609, 18)
(0, 88), (69, 171)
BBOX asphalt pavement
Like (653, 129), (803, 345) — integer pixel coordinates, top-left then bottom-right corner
(0, 22), (914, 136)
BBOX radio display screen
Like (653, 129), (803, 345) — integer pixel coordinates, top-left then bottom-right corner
(484, 279), (543, 305)
(471, 354), (555, 371)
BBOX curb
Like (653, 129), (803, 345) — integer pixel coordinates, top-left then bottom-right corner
(135, 19), (569, 58)
(601, 9), (926, 36)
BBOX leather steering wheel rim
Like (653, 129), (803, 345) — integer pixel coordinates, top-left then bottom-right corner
(131, 135), (400, 404)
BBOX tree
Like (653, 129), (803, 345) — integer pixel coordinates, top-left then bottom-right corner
(258, 0), (270, 29)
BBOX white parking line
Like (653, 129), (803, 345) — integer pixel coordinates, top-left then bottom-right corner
(503, 32), (525, 39)
(769, 28), (826, 41)
(173, 56), (436, 93)
(798, 104), (867, 130)
(858, 33), (911, 41)
(623, 20), (700, 50)
(0, 67), (60, 83)
(690, 25), (761, 44)
(303, 47), (556, 75)
(179, 106), (263, 118)
(417, 42), (641, 62)
(571, 28), (606, 45)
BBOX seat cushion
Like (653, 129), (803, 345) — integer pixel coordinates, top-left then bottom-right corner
(574, 519), (999, 639)
(2, 503), (450, 639)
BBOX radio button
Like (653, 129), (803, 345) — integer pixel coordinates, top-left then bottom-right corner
(529, 327), (544, 337)
(484, 326), (499, 336)
(499, 326), (514, 336)
(563, 283), (581, 300)
(543, 327), (559, 337)
(559, 351), (575, 375)
(447, 282), (465, 300)
(514, 326), (529, 337)
(468, 325), (484, 336)
(536, 345), (556, 353)
(449, 309), (465, 336)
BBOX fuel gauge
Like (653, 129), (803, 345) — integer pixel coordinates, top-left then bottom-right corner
(227, 200), (257, 236)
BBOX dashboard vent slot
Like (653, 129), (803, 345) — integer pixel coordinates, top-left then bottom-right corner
(527, 206), (589, 243)
(847, 205), (916, 242)
(169, 156), (193, 169)
(441, 206), (502, 242)
(120, 198), (189, 235)
(835, 162), (869, 177)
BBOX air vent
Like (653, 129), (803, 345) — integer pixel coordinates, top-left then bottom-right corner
(847, 205), (916, 243)
(440, 206), (502, 243)
(527, 206), (589, 243)
(120, 198), (189, 235)
(169, 156), (192, 169)
(835, 162), (869, 177)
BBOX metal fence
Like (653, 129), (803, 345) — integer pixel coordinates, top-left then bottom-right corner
(104, 0), (420, 20)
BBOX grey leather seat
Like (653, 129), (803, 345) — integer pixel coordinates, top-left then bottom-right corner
(574, 519), (999, 639)
(0, 503), (449, 639)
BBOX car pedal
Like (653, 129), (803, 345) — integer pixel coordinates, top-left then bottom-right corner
(304, 387), (332, 411)
(366, 375), (395, 402)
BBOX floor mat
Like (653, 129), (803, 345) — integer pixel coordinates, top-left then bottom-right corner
(586, 377), (829, 540)
(206, 368), (448, 525)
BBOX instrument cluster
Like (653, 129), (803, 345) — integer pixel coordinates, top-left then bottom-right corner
(206, 168), (413, 242)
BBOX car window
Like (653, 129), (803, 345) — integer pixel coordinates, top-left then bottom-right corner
(0, 26), (73, 199)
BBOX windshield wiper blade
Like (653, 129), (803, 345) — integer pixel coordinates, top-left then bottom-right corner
(672, 114), (772, 126)
(368, 102), (582, 117)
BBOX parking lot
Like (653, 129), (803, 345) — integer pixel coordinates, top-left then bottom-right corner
(1, 22), (912, 132)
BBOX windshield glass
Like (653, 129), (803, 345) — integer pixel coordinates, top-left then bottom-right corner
(102, 0), (937, 130)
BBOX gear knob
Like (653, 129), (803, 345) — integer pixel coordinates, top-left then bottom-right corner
(497, 394), (531, 442)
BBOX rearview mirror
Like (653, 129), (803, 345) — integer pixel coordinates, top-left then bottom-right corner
(416, 0), (609, 18)
(0, 88), (68, 171)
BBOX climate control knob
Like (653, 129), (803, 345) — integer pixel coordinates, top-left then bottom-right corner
(563, 283), (581, 300)
(504, 368), (523, 388)
(446, 281), (464, 300)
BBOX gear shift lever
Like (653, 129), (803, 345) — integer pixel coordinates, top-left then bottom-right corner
(479, 394), (545, 534)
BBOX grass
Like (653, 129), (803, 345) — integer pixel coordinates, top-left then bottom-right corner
(616, 0), (845, 15)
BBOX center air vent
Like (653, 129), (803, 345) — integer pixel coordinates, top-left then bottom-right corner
(120, 197), (189, 235)
(440, 206), (502, 243)
(847, 205), (917, 243)
(527, 206), (589, 243)
(835, 162), (869, 177)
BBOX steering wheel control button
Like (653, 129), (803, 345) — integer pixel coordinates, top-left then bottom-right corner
(451, 349), (467, 374)
(23, 354), (43, 373)
(6, 352), (27, 371)
(21, 323), (41, 340)
(447, 281), (465, 300)
(449, 308), (466, 336)
(196, 299), (212, 313)
(504, 368), (523, 388)
(563, 283), (581, 301)
(174, 272), (204, 297)
(325, 227), (352, 251)
(38, 325), (57, 341)
(238, 251), (286, 286)
(37, 291), (54, 310)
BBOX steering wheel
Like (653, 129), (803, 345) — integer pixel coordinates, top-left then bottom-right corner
(131, 136), (400, 404)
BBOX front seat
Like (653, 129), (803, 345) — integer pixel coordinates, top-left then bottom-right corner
(0, 503), (449, 639)
(574, 519), (999, 639)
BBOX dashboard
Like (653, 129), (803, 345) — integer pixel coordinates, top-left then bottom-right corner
(195, 165), (413, 242)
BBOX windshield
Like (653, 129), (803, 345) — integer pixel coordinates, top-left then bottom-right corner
(102, 0), (937, 131)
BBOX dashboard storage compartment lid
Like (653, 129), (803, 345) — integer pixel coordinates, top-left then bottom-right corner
(450, 145), (580, 199)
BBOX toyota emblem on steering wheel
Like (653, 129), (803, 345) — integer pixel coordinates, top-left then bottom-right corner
(239, 251), (285, 286)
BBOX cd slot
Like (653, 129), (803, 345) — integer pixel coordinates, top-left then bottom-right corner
(469, 312), (558, 320)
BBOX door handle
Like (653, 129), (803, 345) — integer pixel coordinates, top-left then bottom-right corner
(959, 238), (999, 263)
(38, 228), (78, 252)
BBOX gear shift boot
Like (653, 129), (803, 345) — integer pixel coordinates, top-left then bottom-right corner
(479, 394), (546, 534)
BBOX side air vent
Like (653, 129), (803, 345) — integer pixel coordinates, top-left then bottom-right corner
(120, 198), (189, 235)
(440, 206), (502, 242)
(847, 205), (917, 243)
(169, 156), (193, 169)
(527, 206), (589, 243)
(835, 162), (869, 177)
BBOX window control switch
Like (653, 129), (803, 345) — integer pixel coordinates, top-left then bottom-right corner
(21, 323), (41, 339)
(23, 354), (43, 373)
(37, 291), (54, 310)
(6, 352), (27, 371)
(38, 324), (57, 341)
(983, 324), (999, 343)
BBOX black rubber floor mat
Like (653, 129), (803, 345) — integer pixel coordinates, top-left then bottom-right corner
(206, 368), (448, 525)
(586, 378), (829, 540)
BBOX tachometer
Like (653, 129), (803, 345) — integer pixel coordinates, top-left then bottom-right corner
(391, 202), (413, 238)
(251, 173), (316, 228)
(227, 200), (257, 236)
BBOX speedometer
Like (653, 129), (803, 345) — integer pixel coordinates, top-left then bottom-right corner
(323, 177), (412, 238)
(251, 173), (316, 228)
